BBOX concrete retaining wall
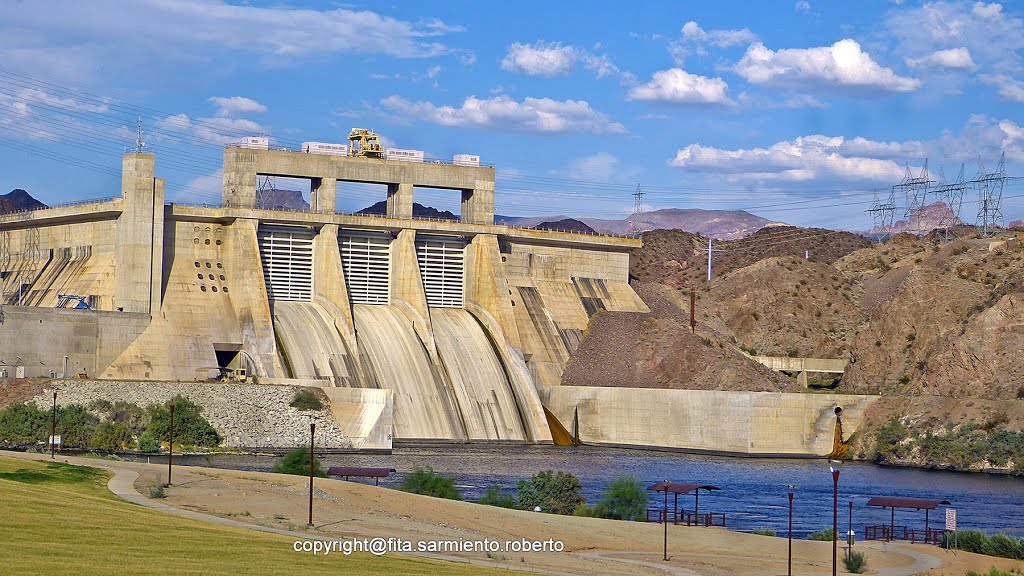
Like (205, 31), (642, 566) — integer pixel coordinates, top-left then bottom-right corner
(541, 386), (879, 456)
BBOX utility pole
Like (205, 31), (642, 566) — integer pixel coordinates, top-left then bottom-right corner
(689, 288), (696, 333)
(701, 239), (725, 282)
(308, 418), (316, 528)
(167, 400), (175, 486)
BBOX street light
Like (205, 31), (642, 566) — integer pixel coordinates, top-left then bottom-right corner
(167, 400), (175, 486)
(829, 459), (844, 576)
(787, 484), (798, 576)
(308, 415), (316, 528)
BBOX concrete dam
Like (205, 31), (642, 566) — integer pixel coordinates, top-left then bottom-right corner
(0, 147), (877, 453)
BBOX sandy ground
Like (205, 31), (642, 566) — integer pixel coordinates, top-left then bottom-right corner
(5, 450), (1024, 576)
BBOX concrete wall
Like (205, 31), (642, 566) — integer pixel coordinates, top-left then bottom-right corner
(541, 386), (879, 456)
(0, 307), (148, 378)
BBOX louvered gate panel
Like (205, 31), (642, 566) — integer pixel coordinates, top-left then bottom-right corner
(339, 230), (391, 305)
(416, 235), (465, 308)
(257, 225), (314, 302)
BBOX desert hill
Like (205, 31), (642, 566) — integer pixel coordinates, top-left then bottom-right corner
(500, 208), (784, 239)
(565, 223), (1024, 472)
(0, 189), (46, 213)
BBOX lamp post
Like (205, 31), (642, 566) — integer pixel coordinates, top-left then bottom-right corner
(787, 485), (798, 576)
(662, 480), (668, 561)
(308, 416), (316, 528)
(50, 390), (57, 459)
(167, 400), (175, 486)
(829, 459), (843, 576)
(848, 499), (854, 553)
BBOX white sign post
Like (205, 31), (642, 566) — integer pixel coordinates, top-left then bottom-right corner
(945, 509), (957, 553)
(47, 435), (61, 448)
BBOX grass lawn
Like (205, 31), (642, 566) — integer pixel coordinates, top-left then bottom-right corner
(0, 456), (518, 575)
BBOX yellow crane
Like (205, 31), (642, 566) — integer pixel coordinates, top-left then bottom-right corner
(348, 128), (383, 158)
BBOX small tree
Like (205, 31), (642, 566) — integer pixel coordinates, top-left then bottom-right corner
(595, 475), (648, 521)
(516, 470), (585, 515)
(400, 466), (462, 500)
(272, 446), (327, 477)
(146, 395), (220, 447)
(478, 485), (516, 508)
(842, 550), (867, 573)
(290, 389), (323, 411)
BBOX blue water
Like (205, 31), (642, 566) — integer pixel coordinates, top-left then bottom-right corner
(152, 444), (1024, 538)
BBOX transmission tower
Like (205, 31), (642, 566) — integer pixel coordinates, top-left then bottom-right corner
(975, 152), (1006, 237)
(895, 160), (933, 235)
(134, 116), (146, 153)
(255, 174), (276, 210)
(931, 164), (967, 243)
(867, 188), (897, 240)
(627, 183), (644, 235)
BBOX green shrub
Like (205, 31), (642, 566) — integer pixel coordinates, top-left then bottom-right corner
(595, 475), (648, 521)
(752, 528), (777, 537)
(55, 405), (99, 448)
(516, 470), (585, 515)
(145, 396), (219, 447)
(111, 401), (149, 435)
(842, 550), (867, 573)
(289, 389), (323, 411)
(137, 430), (160, 453)
(0, 403), (49, 444)
(400, 466), (461, 500)
(271, 446), (327, 478)
(874, 418), (911, 463)
(149, 484), (166, 499)
(478, 485), (516, 508)
(966, 568), (1024, 576)
(989, 533), (1024, 560)
(91, 420), (134, 450)
(807, 527), (836, 541)
(572, 503), (596, 517)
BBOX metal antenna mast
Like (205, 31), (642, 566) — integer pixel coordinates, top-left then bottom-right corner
(975, 152), (1006, 237)
(895, 160), (933, 235)
(134, 116), (146, 153)
(867, 188), (897, 241)
(931, 164), (967, 243)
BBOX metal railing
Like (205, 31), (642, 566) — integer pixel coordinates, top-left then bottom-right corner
(0, 197), (118, 220)
(864, 525), (944, 544)
(167, 202), (637, 238)
(224, 144), (494, 168)
(646, 508), (727, 527)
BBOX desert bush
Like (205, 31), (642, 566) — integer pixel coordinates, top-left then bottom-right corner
(149, 484), (166, 499)
(807, 527), (836, 541)
(752, 528), (777, 537)
(289, 389), (323, 411)
(842, 550), (867, 573)
(594, 475), (648, 521)
(91, 420), (134, 450)
(271, 446), (327, 478)
(0, 403), (49, 444)
(400, 466), (461, 500)
(478, 485), (516, 508)
(516, 470), (585, 515)
(874, 418), (911, 463)
(145, 396), (219, 447)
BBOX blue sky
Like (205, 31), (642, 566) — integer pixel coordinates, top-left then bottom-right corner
(0, 0), (1022, 229)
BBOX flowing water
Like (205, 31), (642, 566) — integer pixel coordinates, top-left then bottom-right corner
(143, 444), (1024, 538)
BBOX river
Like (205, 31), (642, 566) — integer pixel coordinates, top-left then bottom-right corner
(135, 444), (1024, 538)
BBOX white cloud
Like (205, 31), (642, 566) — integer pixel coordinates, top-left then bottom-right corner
(669, 135), (907, 183)
(733, 39), (921, 96)
(906, 47), (977, 70)
(500, 41), (632, 82)
(795, 1), (812, 11)
(501, 42), (577, 76)
(209, 96), (267, 117)
(156, 113), (266, 145)
(680, 21), (758, 48)
(568, 153), (620, 182)
(627, 68), (733, 105)
(380, 95), (626, 135)
(980, 74), (1024, 102)
(886, 1), (1024, 75)
(0, 1), (461, 78)
(667, 116), (1024, 185)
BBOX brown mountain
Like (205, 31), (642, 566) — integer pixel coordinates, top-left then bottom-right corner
(868, 200), (959, 236)
(500, 208), (785, 239)
(0, 189), (46, 214)
(255, 189), (309, 211)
